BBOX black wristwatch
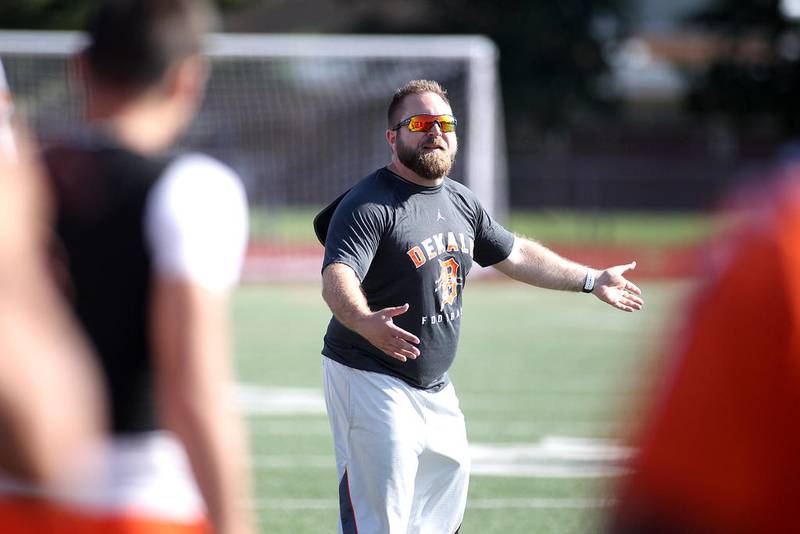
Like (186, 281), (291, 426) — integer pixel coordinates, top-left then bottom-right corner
(582, 271), (595, 293)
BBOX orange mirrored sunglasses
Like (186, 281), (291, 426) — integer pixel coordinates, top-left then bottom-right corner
(391, 114), (457, 133)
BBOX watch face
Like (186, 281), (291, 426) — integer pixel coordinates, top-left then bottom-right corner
(583, 272), (594, 293)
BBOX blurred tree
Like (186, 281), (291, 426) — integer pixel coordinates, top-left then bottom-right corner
(0, 1), (100, 29)
(346, 0), (631, 138)
(2, 0), (632, 140)
(0, 0), (260, 30)
(685, 0), (800, 139)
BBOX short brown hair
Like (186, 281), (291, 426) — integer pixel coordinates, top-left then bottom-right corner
(387, 80), (451, 128)
(85, 0), (217, 91)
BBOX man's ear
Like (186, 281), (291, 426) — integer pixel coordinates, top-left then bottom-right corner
(164, 55), (207, 106)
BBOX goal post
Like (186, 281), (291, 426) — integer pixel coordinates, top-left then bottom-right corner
(0, 30), (508, 243)
(205, 33), (508, 224)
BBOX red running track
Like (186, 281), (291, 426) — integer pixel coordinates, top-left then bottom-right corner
(243, 242), (703, 283)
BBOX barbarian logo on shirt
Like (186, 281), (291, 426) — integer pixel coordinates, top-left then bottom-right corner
(435, 257), (462, 310)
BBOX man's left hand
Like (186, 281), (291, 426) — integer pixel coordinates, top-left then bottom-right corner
(592, 261), (644, 312)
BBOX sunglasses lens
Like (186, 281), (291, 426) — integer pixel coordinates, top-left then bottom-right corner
(439, 116), (456, 132)
(408, 117), (432, 132)
(407, 115), (456, 133)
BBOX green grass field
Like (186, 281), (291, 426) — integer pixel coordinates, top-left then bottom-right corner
(233, 279), (691, 533)
(249, 208), (716, 246)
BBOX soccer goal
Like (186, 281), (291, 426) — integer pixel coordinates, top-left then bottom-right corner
(0, 31), (507, 276)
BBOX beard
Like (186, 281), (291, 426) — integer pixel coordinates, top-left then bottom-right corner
(397, 139), (456, 181)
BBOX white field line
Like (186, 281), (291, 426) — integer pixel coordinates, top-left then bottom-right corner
(466, 421), (622, 438)
(247, 420), (331, 436)
(471, 436), (633, 463)
(469, 464), (626, 478)
(236, 385), (634, 478)
(235, 384), (326, 416)
(250, 454), (628, 478)
(244, 418), (619, 438)
(233, 383), (626, 422)
(250, 436), (633, 478)
(249, 497), (614, 510)
(469, 497), (614, 509)
(250, 455), (333, 469)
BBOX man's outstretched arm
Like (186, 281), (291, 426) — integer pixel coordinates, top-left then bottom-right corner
(322, 262), (421, 361)
(492, 236), (644, 312)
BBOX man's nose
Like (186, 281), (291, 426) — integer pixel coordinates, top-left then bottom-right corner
(427, 122), (444, 135)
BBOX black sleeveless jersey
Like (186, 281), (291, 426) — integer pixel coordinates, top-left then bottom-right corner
(44, 139), (171, 434)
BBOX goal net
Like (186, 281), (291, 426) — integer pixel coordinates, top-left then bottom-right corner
(0, 31), (507, 279)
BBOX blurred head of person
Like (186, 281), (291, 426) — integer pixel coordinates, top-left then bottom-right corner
(80, 0), (217, 154)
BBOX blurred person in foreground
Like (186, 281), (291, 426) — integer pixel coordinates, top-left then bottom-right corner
(315, 79), (644, 534)
(0, 2), (254, 533)
(610, 158), (800, 533)
(0, 60), (104, 489)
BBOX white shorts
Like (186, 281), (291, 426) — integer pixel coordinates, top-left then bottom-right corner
(322, 357), (469, 534)
(0, 431), (206, 524)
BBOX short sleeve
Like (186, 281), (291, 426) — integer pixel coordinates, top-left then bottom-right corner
(322, 196), (388, 281)
(144, 153), (249, 293)
(473, 204), (515, 267)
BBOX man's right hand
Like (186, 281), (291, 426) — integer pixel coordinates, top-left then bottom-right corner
(355, 303), (420, 362)
(322, 263), (421, 362)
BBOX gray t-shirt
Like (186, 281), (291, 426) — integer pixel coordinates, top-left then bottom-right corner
(321, 167), (515, 389)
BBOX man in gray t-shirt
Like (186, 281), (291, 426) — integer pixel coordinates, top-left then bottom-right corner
(318, 79), (643, 534)
(321, 165), (514, 390)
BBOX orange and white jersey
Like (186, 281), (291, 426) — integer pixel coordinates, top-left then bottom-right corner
(613, 168), (800, 533)
(0, 432), (208, 533)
